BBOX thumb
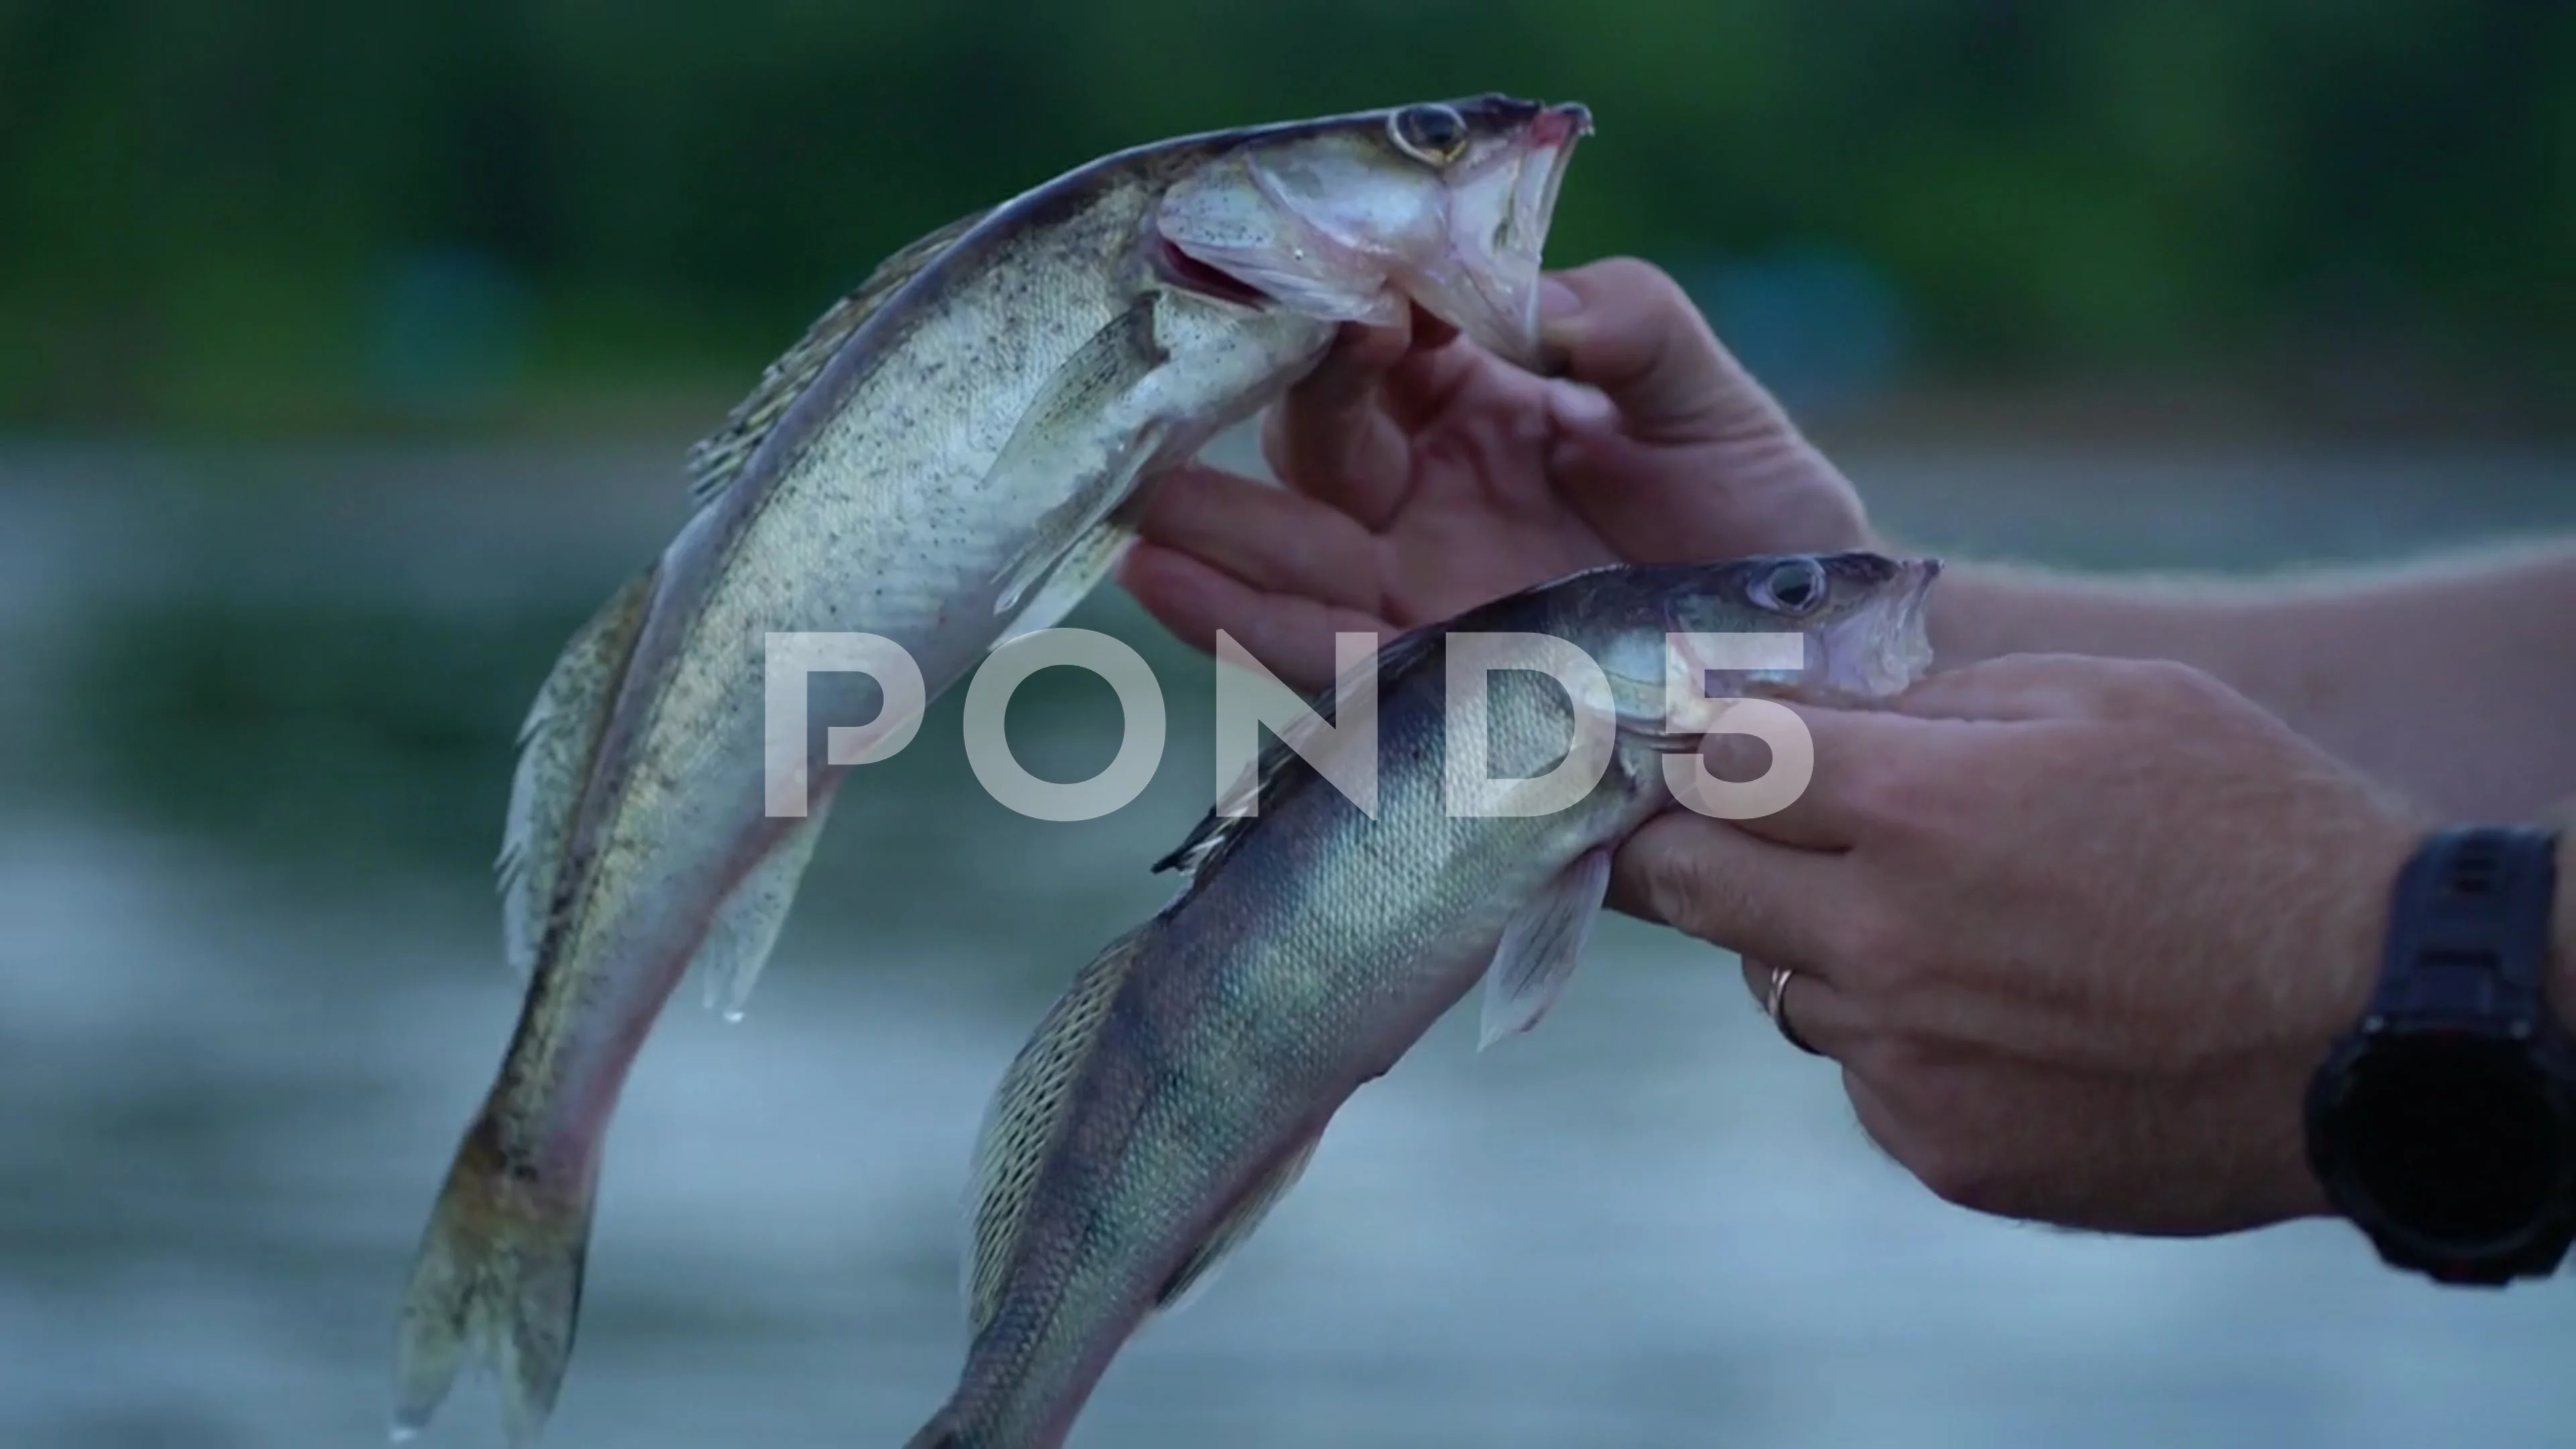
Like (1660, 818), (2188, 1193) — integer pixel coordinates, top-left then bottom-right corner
(1539, 257), (1792, 447)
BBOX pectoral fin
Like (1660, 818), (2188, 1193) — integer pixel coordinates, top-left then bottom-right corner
(689, 791), (836, 1022)
(983, 310), (1165, 617)
(1477, 847), (1613, 1051)
(994, 496), (1146, 646)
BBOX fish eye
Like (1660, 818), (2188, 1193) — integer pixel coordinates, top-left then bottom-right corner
(1751, 557), (1826, 615)
(1389, 104), (1469, 165)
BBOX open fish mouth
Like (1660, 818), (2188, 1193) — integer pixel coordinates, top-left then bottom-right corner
(1150, 236), (1277, 310)
(1809, 557), (1942, 702)
(1668, 556), (1941, 710)
(1147, 98), (1592, 372)
(1403, 103), (1591, 368)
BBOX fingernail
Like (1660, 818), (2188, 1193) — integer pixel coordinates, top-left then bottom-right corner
(1538, 276), (1582, 323)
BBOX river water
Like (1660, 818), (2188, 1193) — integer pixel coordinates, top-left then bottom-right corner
(4, 430), (2574, 1448)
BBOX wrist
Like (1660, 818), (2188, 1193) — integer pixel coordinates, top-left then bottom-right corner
(2267, 812), (2427, 1222)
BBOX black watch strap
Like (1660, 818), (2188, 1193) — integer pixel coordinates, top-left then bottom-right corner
(2364, 826), (2560, 1033)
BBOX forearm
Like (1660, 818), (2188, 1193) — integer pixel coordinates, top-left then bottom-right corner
(1913, 540), (2576, 820)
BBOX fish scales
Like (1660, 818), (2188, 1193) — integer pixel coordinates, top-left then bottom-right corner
(915, 553), (1943, 1448)
(394, 95), (1594, 1447)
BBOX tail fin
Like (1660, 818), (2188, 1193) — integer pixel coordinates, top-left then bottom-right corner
(392, 1111), (597, 1446)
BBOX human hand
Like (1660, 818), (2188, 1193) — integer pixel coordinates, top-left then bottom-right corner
(1122, 258), (1873, 692)
(1617, 654), (2431, 1235)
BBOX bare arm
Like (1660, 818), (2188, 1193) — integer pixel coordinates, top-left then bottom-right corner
(1120, 260), (2576, 821)
(1129, 262), (2576, 1235)
(1916, 541), (2576, 820)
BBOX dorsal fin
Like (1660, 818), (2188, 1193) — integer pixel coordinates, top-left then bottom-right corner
(496, 566), (658, 979)
(683, 203), (996, 508)
(1153, 623), (1442, 881)
(963, 924), (1152, 1332)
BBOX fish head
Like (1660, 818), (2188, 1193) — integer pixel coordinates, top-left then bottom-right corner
(1154, 95), (1591, 369)
(1652, 551), (1943, 710)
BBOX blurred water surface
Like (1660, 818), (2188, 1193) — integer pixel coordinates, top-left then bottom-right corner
(5, 430), (2576, 1449)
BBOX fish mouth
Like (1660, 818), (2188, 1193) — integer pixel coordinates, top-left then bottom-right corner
(1148, 99), (1591, 351)
(1399, 103), (1591, 369)
(1672, 556), (1942, 709)
(1808, 557), (1941, 702)
(1152, 235), (1275, 310)
(1646, 555), (1938, 733)
(1526, 103), (1591, 150)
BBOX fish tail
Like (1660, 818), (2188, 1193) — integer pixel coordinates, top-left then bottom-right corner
(392, 1106), (597, 1447)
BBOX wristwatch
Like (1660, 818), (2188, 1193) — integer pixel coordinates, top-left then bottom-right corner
(2305, 825), (2576, 1285)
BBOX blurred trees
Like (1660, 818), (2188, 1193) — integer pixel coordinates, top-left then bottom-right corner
(0, 0), (2568, 429)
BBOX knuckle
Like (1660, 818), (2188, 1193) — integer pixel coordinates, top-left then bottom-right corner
(1847, 1046), (2018, 1216)
(1631, 259), (1695, 315)
(2130, 656), (2201, 693)
(1634, 843), (1721, 934)
(1582, 254), (1669, 298)
(1843, 1070), (1905, 1158)
(2113, 656), (2224, 709)
(1578, 258), (1703, 341)
(1913, 1145), (2005, 1214)
(1841, 1063), (2002, 1212)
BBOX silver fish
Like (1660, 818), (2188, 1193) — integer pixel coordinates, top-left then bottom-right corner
(911, 552), (1941, 1449)
(392, 95), (1594, 1445)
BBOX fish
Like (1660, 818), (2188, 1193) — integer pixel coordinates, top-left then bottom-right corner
(908, 551), (1943, 1449)
(389, 94), (1593, 1446)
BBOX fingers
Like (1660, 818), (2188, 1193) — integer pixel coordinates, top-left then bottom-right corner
(1894, 654), (2120, 722)
(1539, 258), (1790, 447)
(1665, 712), (1851, 852)
(1894, 653), (2233, 724)
(1373, 326), (1516, 437)
(1707, 695), (2072, 856)
(1607, 809), (1856, 975)
(1118, 543), (1388, 694)
(1678, 701), (1950, 851)
(1134, 464), (1384, 614)
(1739, 955), (1863, 1060)
(1260, 318), (1421, 531)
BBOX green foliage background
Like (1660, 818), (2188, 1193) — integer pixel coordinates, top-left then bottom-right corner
(2, 0), (2569, 431)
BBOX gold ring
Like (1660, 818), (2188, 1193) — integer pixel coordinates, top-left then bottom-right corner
(1764, 964), (1823, 1057)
